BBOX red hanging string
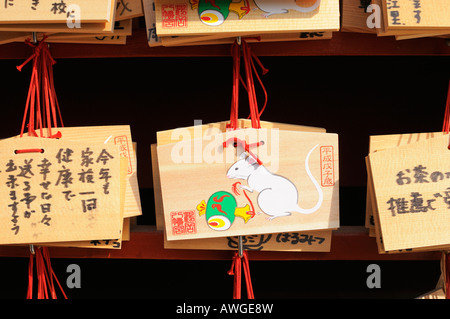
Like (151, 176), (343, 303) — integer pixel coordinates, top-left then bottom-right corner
(246, 41), (268, 118)
(446, 251), (449, 299)
(17, 38), (42, 138)
(42, 247), (68, 299)
(225, 38), (269, 299)
(242, 40), (260, 129)
(227, 251), (254, 299)
(443, 79), (450, 150)
(17, 35), (63, 139)
(26, 251), (34, 299)
(228, 40), (241, 131)
(227, 38), (268, 130)
(228, 252), (242, 299)
(35, 247), (48, 299)
(18, 35), (67, 299)
(242, 251), (254, 298)
(223, 137), (263, 165)
(27, 247), (68, 299)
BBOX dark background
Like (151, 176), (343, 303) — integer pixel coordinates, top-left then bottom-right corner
(0, 54), (448, 300)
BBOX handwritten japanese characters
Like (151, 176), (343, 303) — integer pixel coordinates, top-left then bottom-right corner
(13, 125), (141, 219)
(227, 232), (328, 251)
(368, 133), (450, 252)
(164, 229), (332, 252)
(115, 0), (144, 21)
(0, 0), (114, 23)
(387, 165), (450, 216)
(382, 0), (450, 29)
(0, 138), (123, 245)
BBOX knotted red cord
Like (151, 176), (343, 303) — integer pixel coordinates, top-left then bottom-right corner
(27, 246), (68, 299)
(26, 251), (34, 299)
(228, 40), (241, 131)
(227, 38), (268, 130)
(223, 137), (263, 165)
(443, 79), (450, 149)
(227, 251), (254, 299)
(17, 35), (63, 139)
(17, 35), (67, 299)
(446, 251), (449, 299)
(225, 38), (269, 300)
(42, 247), (67, 299)
(242, 39), (269, 129)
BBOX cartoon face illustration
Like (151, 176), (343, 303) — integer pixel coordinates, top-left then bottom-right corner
(197, 191), (252, 230)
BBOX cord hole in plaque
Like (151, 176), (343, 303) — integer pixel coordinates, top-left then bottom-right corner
(14, 148), (45, 154)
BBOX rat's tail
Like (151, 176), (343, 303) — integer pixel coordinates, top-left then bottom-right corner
(292, 144), (323, 214)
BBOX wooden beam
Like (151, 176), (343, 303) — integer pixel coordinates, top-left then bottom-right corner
(1, 28), (449, 60)
(0, 226), (441, 260)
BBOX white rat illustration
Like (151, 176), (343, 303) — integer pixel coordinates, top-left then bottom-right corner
(226, 144), (323, 220)
(253, 0), (321, 17)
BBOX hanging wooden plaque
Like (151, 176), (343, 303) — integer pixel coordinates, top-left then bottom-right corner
(381, 0), (450, 31)
(0, 0), (114, 24)
(116, 0), (144, 21)
(158, 128), (339, 241)
(0, 137), (123, 245)
(154, 119), (326, 230)
(164, 228), (332, 252)
(16, 125), (141, 219)
(154, 0), (340, 36)
(368, 133), (450, 251)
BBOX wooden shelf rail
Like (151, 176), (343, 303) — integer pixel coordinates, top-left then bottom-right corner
(0, 29), (449, 60)
(0, 226), (442, 261)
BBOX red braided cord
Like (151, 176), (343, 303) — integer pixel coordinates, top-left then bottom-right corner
(18, 36), (66, 299)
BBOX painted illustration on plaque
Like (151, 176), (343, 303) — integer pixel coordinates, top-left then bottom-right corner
(197, 144), (324, 230)
(189, 0), (321, 26)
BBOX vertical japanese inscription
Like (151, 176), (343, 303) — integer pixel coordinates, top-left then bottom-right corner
(114, 135), (132, 174)
(0, 141), (120, 244)
(386, 0), (401, 25)
(320, 146), (334, 187)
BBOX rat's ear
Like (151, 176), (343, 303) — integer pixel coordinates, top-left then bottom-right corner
(239, 152), (249, 160)
(247, 154), (258, 166)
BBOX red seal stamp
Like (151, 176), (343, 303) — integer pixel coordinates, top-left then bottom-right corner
(171, 211), (197, 235)
(161, 3), (188, 28)
(114, 135), (132, 174)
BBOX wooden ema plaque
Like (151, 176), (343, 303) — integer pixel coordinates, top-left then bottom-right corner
(0, 0), (114, 24)
(157, 128), (339, 241)
(164, 229), (332, 252)
(0, 137), (123, 245)
(341, 0), (377, 34)
(368, 133), (450, 252)
(154, 0), (340, 36)
(382, 0), (450, 31)
(152, 119), (334, 252)
(16, 125), (141, 219)
(154, 119), (327, 230)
